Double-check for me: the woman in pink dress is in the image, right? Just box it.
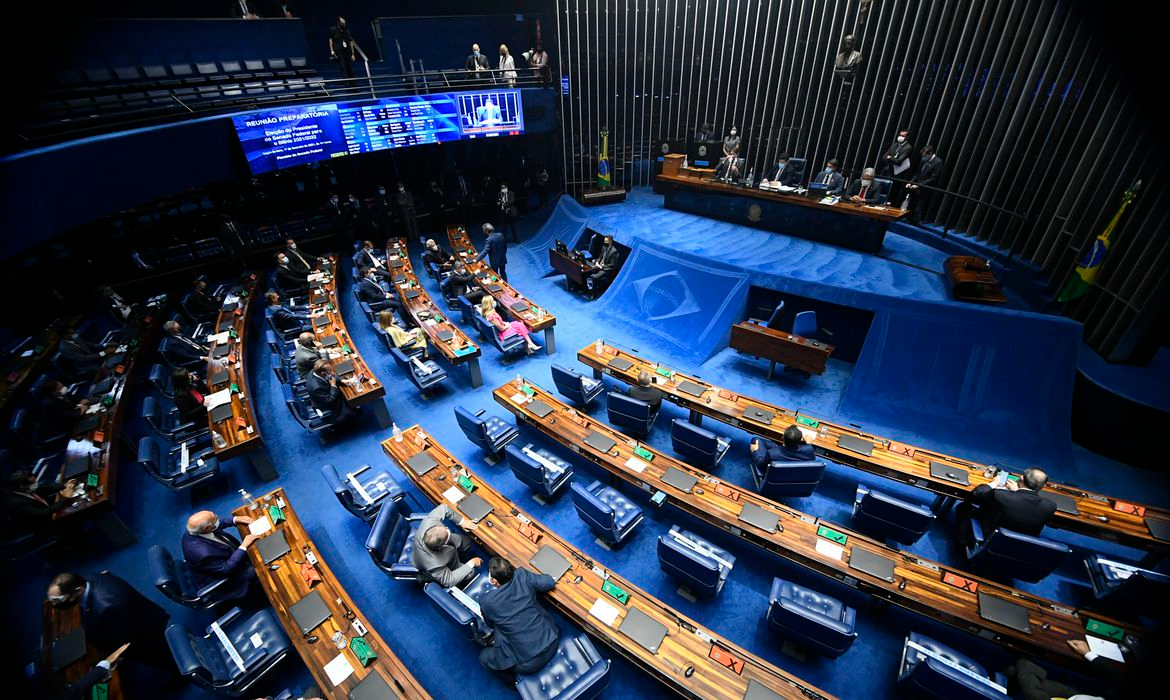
[480,296,541,353]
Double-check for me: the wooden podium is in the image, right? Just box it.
[662,153,685,177]
[944,256,1007,303]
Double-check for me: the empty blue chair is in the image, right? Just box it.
[264,329,289,357]
[606,391,659,436]
[505,443,574,500]
[792,310,817,338]
[896,632,1010,700]
[149,363,174,399]
[1083,554,1170,618]
[456,295,476,325]
[670,418,730,469]
[766,577,857,658]
[750,459,825,498]
[454,406,518,460]
[657,525,735,597]
[165,607,292,696]
[358,301,377,323]
[851,484,936,545]
[516,633,611,700]
[281,384,334,438]
[965,522,1070,583]
[143,396,210,443]
[7,408,68,459]
[320,462,404,522]
[365,499,427,580]
[391,346,448,395]
[137,436,219,491]
[423,574,496,644]
[570,480,644,546]
[149,544,229,609]
[551,364,604,406]
[749,301,785,329]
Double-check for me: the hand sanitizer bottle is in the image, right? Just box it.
[392,423,402,442]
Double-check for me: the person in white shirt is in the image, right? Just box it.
[499,44,517,87]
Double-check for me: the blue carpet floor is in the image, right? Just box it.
[8,189,1169,699]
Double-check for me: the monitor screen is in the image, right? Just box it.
[232,89,525,175]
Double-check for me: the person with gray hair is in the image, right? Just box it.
[160,319,209,370]
[411,503,481,586]
[294,331,326,380]
[626,369,664,412]
[847,166,881,204]
[180,509,261,602]
[475,222,510,281]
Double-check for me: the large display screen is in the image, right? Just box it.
[232,89,524,175]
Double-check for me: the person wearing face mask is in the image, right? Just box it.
[37,379,89,437]
[55,325,107,375]
[880,130,913,205]
[412,503,481,586]
[283,238,315,274]
[5,469,80,532]
[326,192,343,219]
[181,510,262,604]
[499,44,517,87]
[716,126,743,181]
[771,153,800,187]
[306,359,359,425]
[811,158,845,195]
[905,145,944,223]
[475,223,509,281]
[328,16,357,80]
[266,291,311,335]
[423,238,454,273]
[395,182,420,240]
[161,320,210,371]
[370,184,393,236]
[275,251,308,294]
[466,42,490,81]
[357,266,400,311]
[847,167,882,204]
[353,240,391,280]
[587,234,620,298]
[497,182,519,241]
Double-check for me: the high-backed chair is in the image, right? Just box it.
[165,607,291,696]
[422,574,496,644]
[606,392,659,436]
[453,406,518,460]
[7,408,68,459]
[391,346,448,395]
[670,419,730,469]
[365,500,427,580]
[551,364,604,406]
[748,301,785,329]
[504,443,574,500]
[874,177,893,205]
[965,521,1070,583]
[570,480,644,546]
[456,295,476,326]
[281,384,334,438]
[320,462,404,522]
[149,363,174,399]
[149,544,229,609]
[143,396,210,443]
[766,577,857,658]
[137,436,219,491]
[657,525,735,597]
[851,485,936,545]
[473,312,527,357]
[750,459,825,498]
[515,633,611,700]
[1083,554,1170,618]
[896,632,1010,700]
[792,310,817,338]
[358,301,377,324]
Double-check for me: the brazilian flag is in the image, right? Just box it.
[1057,181,1140,302]
[597,130,611,187]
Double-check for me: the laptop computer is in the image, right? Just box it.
[406,451,439,476]
[848,548,896,582]
[529,545,572,582]
[392,275,407,285]
[486,284,504,294]
[290,589,332,636]
[620,607,668,654]
[348,672,394,700]
[977,592,1031,633]
[62,455,93,480]
[527,400,554,419]
[334,359,356,377]
[1144,516,1170,542]
[677,380,706,398]
[742,407,774,424]
[74,414,100,434]
[217,317,234,333]
[1041,491,1079,516]
[662,467,698,494]
[320,335,340,348]
[52,627,87,671]
[607,357,634,372]
[742,679,785,700]
[458,493,493,522]
[313,316,330,328]
[738,503,779,533]
[929,461,969,486]
[210,403,233,423]
[837,434,874,457]
[584,431,617,454]
[210,344,231,359]
[404,290,420,300]
[389,258,405,269]
[209,367,230,387]
[436,329,455,342]
[256,530,292,564]
[510,302,531,313]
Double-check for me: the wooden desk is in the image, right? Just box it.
[495,380,1146,669]
[42,600,124,699]
[729,321,834,378]
[548,247,594,293]
[383,427,835,700]
[945,256,1007,304]
[306,256,392,428]
[233,488,431,699]
[656,173,905,254]
[446,225,558,354]
[385,238,483,388]
[577,341,1170,552]
[0,326,65,416]
[205,274,276,481]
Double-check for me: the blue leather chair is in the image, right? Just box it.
[551,364,604,406]
[750,459,825,498]
[143,396,210,443]
[358,301,377,324]
[657,525,735,597]
[181,291,218,323]
[165,607,292,696]
[966,521,1070,583]
[1083,554,1170,617]
[516,632,611,700]
[874,177,893,205]
[896,632,1010,700]
[473,312,527,357]
[137,436,219,491]
[792,310,817,338]
[570,480,644,546]
[264,307,307,341]
[749,301,785,329]
[606,391,659,436]
[766,577,857,658]
[670,418,730,469]
[505,443,574,499]
[454,406,519,459]
[7,408,69,459]
[281,384,335,437]
[851,484,936,545]
[320,462,404,522]
[391,346,448,395]
[149,363,174,399]
[365,499,427,580]
[264,329,290,357]
[457,295,477,326]
[423,574,496,643]
[149,544,228,609]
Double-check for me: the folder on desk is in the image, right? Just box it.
[510,302,531,313]
[404,290,420,300]
[321,335,340,348]
[662,467,698,494]
[389,258,405,269]
[290,588,332,635]
[607,357,634,372]
[848,547,896,582]
[51,627,87,671]
[619,607,668,655]
[677,380,706,398]
[210,344,230,359]
[530,545,572,582]
[527,400,554,419]
[837,434,874,456]
[977,592,1031,633]
[256,530,291,564]
[738,502,779,533]
[334,360,356,377]
[929,461,969,486]
[406,451,439,476]
[458,493,493,522]
[392,275,407,285]
[210,403,233,423]
[313,316,330,328]
[347,672,393,700]
[436,329,455,342]
[584,431,616,454]
[742,407,774,424]
[742,679,785,700]
[1042,491,1079,515]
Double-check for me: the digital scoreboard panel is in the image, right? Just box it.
[233,89,524,175]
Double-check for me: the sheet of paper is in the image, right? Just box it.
[510,392,528,404]
[248,517,272,536]
[249,632,263,648]
[815,538,844,561]
[204,388,232,409]
[179,442,189,474]
[443,486,467,505]
[207,331,230,345]
[1086,635,1125,663]
[624,457,649,474]
[798,427,817,444]
[20,349,33,358]
[223,293,240,306]
[85,403,102,414]
[324,653,355,686]
[589,598,620,627]
[307,272,325,282]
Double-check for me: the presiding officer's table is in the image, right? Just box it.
[446,225,558,354]
[384,427,835,700]
[495,379,1146,670]
[578,341,1170,553]
[729,321,834,377]
[42,600,123,699]
[385,238,484,387]
[656,173,905,254]
[234,488,431,699]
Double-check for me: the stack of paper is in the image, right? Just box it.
[204,389,233,410]
[207,331,230,345]
[589,598,620,627]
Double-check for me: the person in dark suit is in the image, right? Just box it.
[879,129,913,177]
[161,321,209,371]
[497,183,519,242]
[423,239,454,273]
[37,380,89,438]
[266,291,310,335]
[171,369,206,425]
[56,329,106,375]
[284,238,316,275]
[475,224,509,281]
[810,159,846,195]
[47,571,175,672]
[465,43,490,78]
[441,263,484,303]
[353,240,393,281]
[54,643,129,700]
[588,235,620,297]
[294,332,326,380]
[905,145,944,223]
[305,360,357,425]
[693,121,715,142]
[357,267,399,312]
[627,371,663,412]
[963,468,1057,541]
[275,252,308,293]
[396,183,420,240]
[770,153,800,187]
[185,280,221,319]
[181,510,261,603]
[846,167,881,204]
[750,425,815,469]
[478,557,559,677]
[5,470,79,533]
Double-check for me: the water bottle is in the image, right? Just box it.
[392,423,403,443]
[595,338,603,354]
[212,430,227,449]
[515,373,524,389]
[238,488,255,513]
[745,168,755,188]
[900,194,910,211]
[682,155,688,169]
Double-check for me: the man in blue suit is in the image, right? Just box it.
[356,267,400,313]
[478,557,559,677]
[306,359,358,425]
[750,425,815,468]
[811,158,845,195]
[475,223,509,282]
[181,509,262,603]
[266,291,310,335]
[160,320,208,371]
